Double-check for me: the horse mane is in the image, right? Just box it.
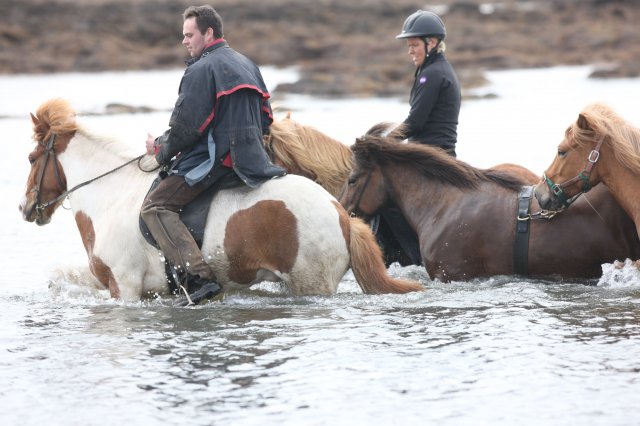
[353,123,526,191]
[571,102,640,173]
[31,98,158,169]
[269,116,352,197]
[31,98,79,144]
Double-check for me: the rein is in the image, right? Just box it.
[542,134,605,208]
[33,133,153,217]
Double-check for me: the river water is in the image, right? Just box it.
[1,66,640,425]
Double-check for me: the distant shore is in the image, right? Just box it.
[2,0,639,98]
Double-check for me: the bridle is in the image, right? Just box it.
[30,133,151,221]
[541,134,605,208]
[344,168,373,218]
[31,134,66,219]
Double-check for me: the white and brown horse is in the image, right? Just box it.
[19,99,423,301]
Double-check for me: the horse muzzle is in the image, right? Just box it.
[533,183,565,211]
[19,197,51,226]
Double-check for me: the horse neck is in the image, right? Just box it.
[58,131,155,221]
[381,163,457,226]
[381,161,515,230]
[598,151,640,234]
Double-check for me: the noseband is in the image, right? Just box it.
[542,134,605,208]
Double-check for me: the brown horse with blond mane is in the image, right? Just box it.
[535,103,640,235]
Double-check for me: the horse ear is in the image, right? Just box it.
[30,112,40,126]
[576,113,591,131]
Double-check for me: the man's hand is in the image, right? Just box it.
[145,133,156,155]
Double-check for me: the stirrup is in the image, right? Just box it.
[173,281,223,307]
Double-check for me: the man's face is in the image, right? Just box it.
[182,17,212,58]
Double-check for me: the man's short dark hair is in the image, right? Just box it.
[183,5,224,39]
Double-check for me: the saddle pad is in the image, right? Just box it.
[139,168,243,250]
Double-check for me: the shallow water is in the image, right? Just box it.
[2,67,640,425]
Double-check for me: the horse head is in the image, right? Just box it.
[19,98,77,225]
[340,123,400,219]
[534,102,640,210]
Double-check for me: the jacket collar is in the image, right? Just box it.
[186,38,228,66]
[415,51,443,76]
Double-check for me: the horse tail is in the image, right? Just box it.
[348,216,424,294]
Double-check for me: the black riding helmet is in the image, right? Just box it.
[396,10,446,40]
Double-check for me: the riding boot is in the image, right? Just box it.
[141,207,222,305]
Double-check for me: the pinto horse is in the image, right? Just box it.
[535,103,640,241]
[339,123,640,282]
[19,99,423,300]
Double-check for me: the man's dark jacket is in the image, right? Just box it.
[155,39,286,187]
[403,52,461,154]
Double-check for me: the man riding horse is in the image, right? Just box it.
[142,5,286,306]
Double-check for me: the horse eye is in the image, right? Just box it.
[28,155,35,165]
[348,176,357,186]
[558,150,567,158]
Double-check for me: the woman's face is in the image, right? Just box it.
[406,37,436,67]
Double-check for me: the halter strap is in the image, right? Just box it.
[543,134,605,208]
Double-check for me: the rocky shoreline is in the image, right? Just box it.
[2,0,639,98]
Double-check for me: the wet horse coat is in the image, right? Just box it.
[20,99,423,300]
[341,125,640,281]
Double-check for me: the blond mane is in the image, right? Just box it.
[31,98,158,170]
[269,116,352,197]
[32,98,79,144]
[572,103,640,173]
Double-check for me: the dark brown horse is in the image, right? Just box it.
[267,116,543,266]
[340,124,640,282]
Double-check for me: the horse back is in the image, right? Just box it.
[201,175,351,291]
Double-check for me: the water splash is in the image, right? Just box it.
[598,259,640,288]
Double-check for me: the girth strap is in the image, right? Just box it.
[514,185,534,276]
